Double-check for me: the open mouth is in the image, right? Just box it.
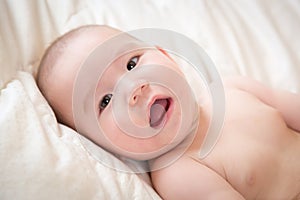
[149,98,172,128]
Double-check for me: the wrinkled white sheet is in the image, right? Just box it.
[0,0,299,199]
[0,72,158,199]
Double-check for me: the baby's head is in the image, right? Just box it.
[37,25,198,160]
[37,25,121,127]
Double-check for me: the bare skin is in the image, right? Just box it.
[37,25,300,200]
[152,77,300,200]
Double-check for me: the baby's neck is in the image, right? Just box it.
[188,104,212,153]
[148,104,211,170]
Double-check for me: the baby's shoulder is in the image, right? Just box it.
[222,76,251,89]
[151,155,243,199]
[151,156,211,198]
[222,76,268,92]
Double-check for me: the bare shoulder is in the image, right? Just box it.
[222,76,275,104]
[222,76,276,98]
[222,76,300,132]
[151,155,245,200]
[222,76,263,89]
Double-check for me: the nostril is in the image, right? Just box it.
[129,95,138,106]
[141,83,149,90]
[132,95,139,104]
[130,82,148,105]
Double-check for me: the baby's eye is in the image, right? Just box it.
[127,56,139,71]
[99,94,112,112]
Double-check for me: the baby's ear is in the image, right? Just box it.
[156,46,175,63]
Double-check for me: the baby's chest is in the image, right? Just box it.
[223,89,290,149]
[202,90,293,197]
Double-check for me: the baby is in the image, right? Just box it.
[37,25,300,200]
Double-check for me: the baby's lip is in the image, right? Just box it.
[148,96,172,128]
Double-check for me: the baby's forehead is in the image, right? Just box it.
[75,32,148,63]
[59,28,114,65]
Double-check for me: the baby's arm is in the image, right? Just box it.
[151,156,245,200]
[225,76,300,132]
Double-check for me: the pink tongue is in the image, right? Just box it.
[150,99,167,127]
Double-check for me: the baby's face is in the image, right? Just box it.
[94,47,184,159]
[52,27,196,160]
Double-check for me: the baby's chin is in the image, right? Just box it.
[119,106,199,161]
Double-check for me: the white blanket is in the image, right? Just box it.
[0,0,299,199]
[0,72,158,199]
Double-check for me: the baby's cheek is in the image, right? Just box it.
[99,112,119,139]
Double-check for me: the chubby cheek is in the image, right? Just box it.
[98,108,180,155]
[98,110,121,141]
[161,103,182,143]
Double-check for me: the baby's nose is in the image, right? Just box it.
[129,83,149,106]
